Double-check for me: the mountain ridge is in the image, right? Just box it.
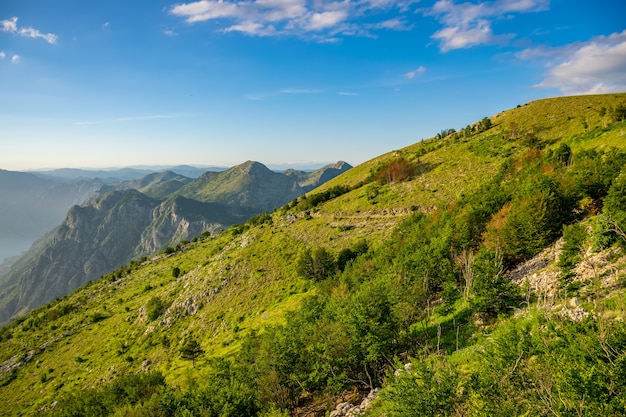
[0,93,625,416]
[0,160,351,325]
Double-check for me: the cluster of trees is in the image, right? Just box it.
[436,117,493,142]
[49,144,626,416]
[296,239,368,281]
[291,185,353,211]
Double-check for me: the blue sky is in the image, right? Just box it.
[0,0,625,171]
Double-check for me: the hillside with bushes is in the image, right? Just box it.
[1,93,626,416]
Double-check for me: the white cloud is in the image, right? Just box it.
[170,0,420,40]
[1,17,17,32]
[0,16,58,44]
[524,31,626,95]
[224,21,278,36]
[163,29,178,36]
[11,54,20,64]
[102,22,110,29]
[404,66,426,79]
[0,51,5,59]
[369,18,412,31]
[338,91,358,96]
[307,10,348,31]
[425,0,548,52]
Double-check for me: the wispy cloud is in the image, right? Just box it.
[0,51,5,60]
[170,0,420,40]
[102,22,110,30]
[75,114,181,126]
[245,87,324,100]
[519,30,626,95]
[0,16,58,44]
[404,66,426,79]
[163,28,178,36]
[11,54,20,64]
[424,0,549,52]
[338,91,358,96]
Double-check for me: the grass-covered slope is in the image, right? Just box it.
[1,93,625,417]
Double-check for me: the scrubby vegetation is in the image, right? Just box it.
[2,93,626,416]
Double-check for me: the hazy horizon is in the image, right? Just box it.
[4,159,348,173]
[1,1,625,172]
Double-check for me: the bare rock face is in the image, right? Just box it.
[329,388,381,417]
[509,238,562,297]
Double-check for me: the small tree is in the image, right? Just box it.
[471,246,520,319]
[146,296,165,322]
[478,116,492,132]
[180,336,204,368]
[297,247,336,281]
[604,172,626,244]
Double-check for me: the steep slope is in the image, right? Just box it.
[0,93,625,417]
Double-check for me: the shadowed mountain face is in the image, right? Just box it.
[0,161,351,325]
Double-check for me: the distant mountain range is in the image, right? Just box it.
[31,165,216,183]
[0,160,351,325]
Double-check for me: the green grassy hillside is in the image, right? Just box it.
[1,93,625,416]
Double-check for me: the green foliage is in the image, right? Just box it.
[591,212,617,251]
[550,142,572,166]
[478,116,492,132]
[296,185,352,211]
[172,266,181,278]
[180,336,204,367]
[604,171,626,244]
[248,212,273,226]
[296,247,336,282]
[375,314,626,417]
[377,360,460,417]
[571,148,626,201]
[495,167,579,266]
[88,311,109,323]
[558,223,587,274]
[471,247,521,319]
[51,371,167,416]
[4,93,626,416]
[336,239,368,272]
[146,296,166,322]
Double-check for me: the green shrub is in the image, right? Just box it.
[146,296,165,322]
[558,223,587,274]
